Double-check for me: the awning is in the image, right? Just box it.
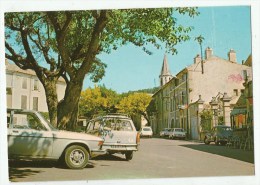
[230,108,247,116]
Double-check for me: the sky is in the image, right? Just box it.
[83,6,252,93]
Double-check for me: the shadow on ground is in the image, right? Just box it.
[180,144,254,164]
[9,168,42,182]
[9,159,94,168]
[93,154,126,161]
[8,159,94,181]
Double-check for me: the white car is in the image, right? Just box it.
[168,128,186,140]
[85,114,140,160]
[139,127,153,138]
[159,128,171,137]
[7,109,105,169]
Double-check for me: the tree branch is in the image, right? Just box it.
[78,10,108,78]
[47,11,75,77]
[28,29,56,71]
[5,41,30,69]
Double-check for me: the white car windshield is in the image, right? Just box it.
[104,118,133,131]
[86,117,133,133]
[143,128,151,131]
[175,129,184,132]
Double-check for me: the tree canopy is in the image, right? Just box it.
[5,8,199,129]
[79,85,119,118]
[117,93,152,123]
[79,86,152,123]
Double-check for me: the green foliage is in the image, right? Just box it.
[122,87,160,96]
[218,116,224,125]
[199,110,212,132]
[79,85,119,118]
[5,8,199,76]
[146,98,157,116]
[117,93,152,118]
[5,8,199,128]
[195,35,204,45]
[79,86,152,121]
[40,112,50,120]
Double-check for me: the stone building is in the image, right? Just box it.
[230,54,253,129]
[5,60,66,112]
[150,48,252,140]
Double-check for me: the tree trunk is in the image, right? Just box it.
[57,78,83,130]
[142,112,150,126]
[43,80,59,128]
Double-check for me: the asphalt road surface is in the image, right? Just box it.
[9,138,254,182]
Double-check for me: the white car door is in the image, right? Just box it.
[8,111,53,158]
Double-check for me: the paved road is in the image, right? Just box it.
[9,138,254,182]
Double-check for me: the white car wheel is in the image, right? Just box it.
[64,145,89,169]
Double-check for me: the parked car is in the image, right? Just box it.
[168,128,186,140]
[139,126,153,138]
[7,109,105,169]
[204,125,233,145]
[85,114,140,160]
[159,128,171,137]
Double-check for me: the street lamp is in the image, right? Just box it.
[209,97,218,127]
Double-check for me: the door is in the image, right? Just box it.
[8,111,53,158]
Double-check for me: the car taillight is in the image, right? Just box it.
[98,140,104,146]
[136,132,140,144]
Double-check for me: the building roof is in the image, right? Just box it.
[153,48,252,99]
[5,60,66,83]
[243,54,252,67]
[186,55,244,72]
[5,60,36,76]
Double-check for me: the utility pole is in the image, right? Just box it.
[195,35,205,74]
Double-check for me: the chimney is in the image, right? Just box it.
[228,49,236,63]
[205,47,213,59]
[194,54,201,64]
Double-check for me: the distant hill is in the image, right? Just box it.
[121,87,160,97]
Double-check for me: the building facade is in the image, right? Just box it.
[151,48,252,140]
[230,55,253,129]
[6,61,66,112]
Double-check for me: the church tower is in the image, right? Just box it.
[159,54,173,86]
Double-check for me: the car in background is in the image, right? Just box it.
[139,126,153,138]
[168,128,186,140]
[204,125,233,145]
[85,114,140,160]
[159,128,171,137]
[7,109,105,169]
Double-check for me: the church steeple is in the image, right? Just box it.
[159,54,173,86]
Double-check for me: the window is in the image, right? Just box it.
[6,87,12,95]
[242,70,248,80]
[22,77,27,89]
[33,79,39,91]
[233,89,238,96]
[182,74,187,81]
[241,89,245,95]
[143,127,151,131]
[165,100,168,111]
[175,79,179,86]
[7,94,12,108]
[33,97,38,111]
[21,95,27,109]
[12,112,47,130]
[170,99,173,112]
[181,91,185,105]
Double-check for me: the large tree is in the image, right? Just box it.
[5,8,199,130]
